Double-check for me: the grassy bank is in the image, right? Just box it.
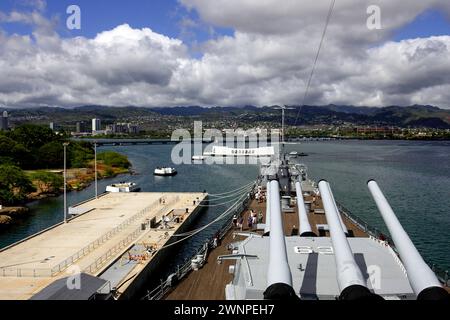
[0,125,132,225]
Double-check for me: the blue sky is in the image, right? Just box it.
[0,0,448,43]
[393,9,450,41]
[0,0,234,43]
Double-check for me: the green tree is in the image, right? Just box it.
[30,171,64,194]
[7,124,60,151]
[97,152,131,169]
[69,142,94,168]
[0,164,35,205]
[37,142,64,169]
[0,135,33,168]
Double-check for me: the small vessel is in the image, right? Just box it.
[289,151,299,157]
[299,152,309,157]
[192,155,207,161]
[154,167,177,176]
[106,182,140,193]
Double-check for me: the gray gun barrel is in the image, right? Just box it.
[267,180,292,287]
[264,181,271,235]
[318,181,366,290]
[295,181,315,236]
[319,180,382,300]
[264,180,299,300]
[328,185,348,235]
[368,180,449,300]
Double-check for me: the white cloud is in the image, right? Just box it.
[0,1,450,109]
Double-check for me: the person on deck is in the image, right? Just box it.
[238,217,244,231]
[232,215,238,228]
[258,212,263,224]
[247,215,253,231]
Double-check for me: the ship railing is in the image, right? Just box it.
[0,196,180,279]
[84,226,143,275]
[337,202,449,287]
[145,242,211,300]
[0,267,53,278]
[144,188,253,300]
[83,196,181,275]
[50,196,179,276]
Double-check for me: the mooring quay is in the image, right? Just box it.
[0,192,208,300]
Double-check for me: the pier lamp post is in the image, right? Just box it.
[63,142,70,223]
[94,141,98,199]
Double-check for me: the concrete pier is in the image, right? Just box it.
[0,192,207,300]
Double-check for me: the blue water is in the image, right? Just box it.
[285,140,450,271]
[0,140,449,275]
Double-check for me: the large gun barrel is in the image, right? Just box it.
[264,181,271,235]
[295,181,315,237]
[319,180,382,300]
[264,180,298,300]
[368,180,449,300]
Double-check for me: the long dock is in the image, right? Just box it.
[0,192,207,300]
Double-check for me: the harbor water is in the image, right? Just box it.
[0,140,449,277]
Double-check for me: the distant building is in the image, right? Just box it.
[105,124,117,134]
[105,122,140,135]
[1,111,9,131]
[116,123,129,134]
[92,118,101,133]
[128,124,140,135]
[355,126,398,135]
[92,130,107,136]
[76,121,87,133]
[49,122,55,131]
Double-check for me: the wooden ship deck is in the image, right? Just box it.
[165,192,369,300]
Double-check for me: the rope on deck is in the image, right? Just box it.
[158,191,249,246]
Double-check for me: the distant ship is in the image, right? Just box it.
[146,107,449,301]
[154,167,177,176]
[106,182,140,193]
[192,155,207,161]
[290,151,308,157]
[204,146,275,157]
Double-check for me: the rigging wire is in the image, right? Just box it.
[294,0,336,127]
[159,191,248,244]
[208,181,256,197]
[199,191,252,207]
[206,184,255,201]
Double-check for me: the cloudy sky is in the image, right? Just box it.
[0,0,449,109]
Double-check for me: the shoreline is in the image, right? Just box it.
[0,166,132,226]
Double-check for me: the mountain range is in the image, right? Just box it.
[3,104,450,129]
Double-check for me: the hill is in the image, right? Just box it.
[2,104,450,129]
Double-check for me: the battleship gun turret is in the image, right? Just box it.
[368,180,449,301]
[264,180,298,300]
[319,180,383,300]
[295,180,316,237]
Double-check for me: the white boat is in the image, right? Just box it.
[154,167,177,176]
[289,151,299,157]
[192,155,207,161]
[106,182,140,193]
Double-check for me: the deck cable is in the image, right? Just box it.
[159,192,249,243]
[170,193,247,237]
[207,184,255,201]
[199,190,253,207]
[208,181,256,197]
